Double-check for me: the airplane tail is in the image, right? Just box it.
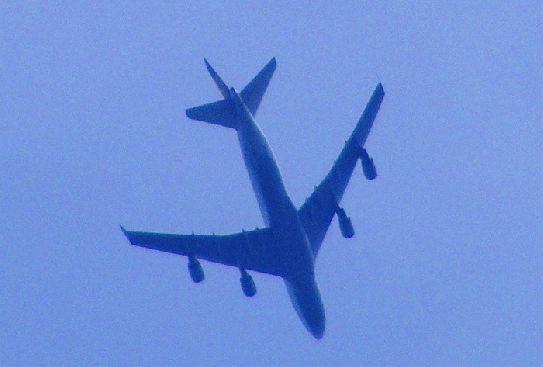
[185,58,277,129]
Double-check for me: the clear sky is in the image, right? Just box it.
[1,1,541,365]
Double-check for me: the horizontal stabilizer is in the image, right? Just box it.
[185,99,237,129]
[204,58,230,99]
[185,58,276,129]
[240,57,276,116]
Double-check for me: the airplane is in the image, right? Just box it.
[121,58,385,339]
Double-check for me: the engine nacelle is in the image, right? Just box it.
[359,148,377,180]
[188,254,204,283]
[240,268,257,297]
[336,206,355,238]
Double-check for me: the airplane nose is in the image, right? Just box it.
[310,316,325,339]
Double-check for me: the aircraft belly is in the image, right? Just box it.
[231,93,323,336]
[235,107,315,273]
[236,116,289,227]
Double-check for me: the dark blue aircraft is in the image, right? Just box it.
[122,58,385,339]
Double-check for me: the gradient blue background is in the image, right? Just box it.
[1,1,541,365]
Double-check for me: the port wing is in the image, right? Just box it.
[121,226,283,277]
[298,83,385,258]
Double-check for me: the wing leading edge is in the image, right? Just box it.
[121,226,284,277]
[298,83,385,257]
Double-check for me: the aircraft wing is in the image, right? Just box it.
[121,226,284,277]
[298,83,384,258]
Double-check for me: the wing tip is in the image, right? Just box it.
[376,82,384,96]
[120,225,130,241]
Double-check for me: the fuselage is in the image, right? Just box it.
[229,88,325,339]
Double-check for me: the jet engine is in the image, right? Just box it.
[336,206,355,238]
[240,268,257,297]
[188,254,204,283]
[359,148,377,180]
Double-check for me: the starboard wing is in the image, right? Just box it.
[121,226,283,277]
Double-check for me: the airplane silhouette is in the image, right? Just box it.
[121,58,384,339]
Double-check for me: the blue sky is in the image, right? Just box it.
[1,1,541,365]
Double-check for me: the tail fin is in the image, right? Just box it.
[185,58,276,129]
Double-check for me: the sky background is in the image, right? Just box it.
[1,1,541,365]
